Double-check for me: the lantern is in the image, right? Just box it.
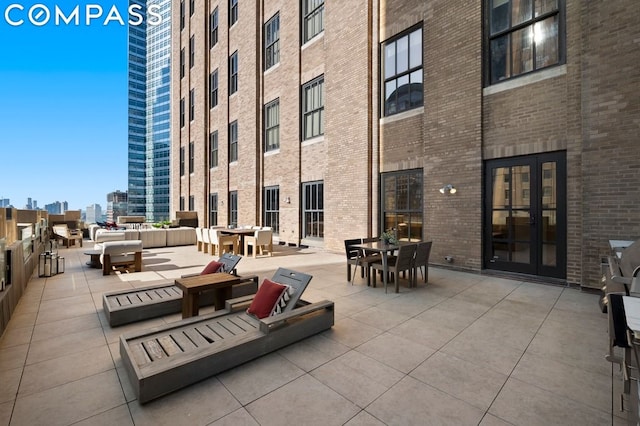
[39,252,58,277]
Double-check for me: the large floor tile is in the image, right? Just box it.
[489,377,610,426]
[349,306,412,331]
[208,408,260,426]
[73,404,134,426]
[217,353,305,405]
[0,326,33,349]
[11,370,125,426]
[366,375,485,425]
[511,352,611,412]
[277,333,350,372]
[411,351,508,410]
[355,332,435,374]
[0,344,29,372]
[0,367,21,404]
[344,410,386,425]
[19,345,114,397]
[128,376,240,426]
[0,400,13,426]
[25,327,106,365]
[246,374,360,426]
[325,317,383,348]
[414,298,490,332]
[311,350,404,408]
[388,318,460,350]
[30,313,101,342]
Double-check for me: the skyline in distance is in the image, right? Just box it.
[0,1,132,211]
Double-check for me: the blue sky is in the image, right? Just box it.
[0,1,132,211]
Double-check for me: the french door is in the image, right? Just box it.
[484,152,566,278]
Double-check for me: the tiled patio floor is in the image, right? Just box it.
[0,242,620,425]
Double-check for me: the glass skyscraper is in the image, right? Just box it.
[127,0,171,222]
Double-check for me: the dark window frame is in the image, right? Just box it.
[381,24,423,117]
[380,169,424,242]
[229,0,238,26]
[179,196,185,211]
[264,98,280,152]
[229,191,238,228]
[189,195,195,211]
[229,120,238,162]
[189,0,194,16]
[209,131,219,168]
[180,0,185,30]
[180,48,185,79]
[209,193,218,226]
[210,69,218,108]
[263,186,280,234]
[229,51,238,95]
[484,0,565,86]
[264,13,280,70]
[179,98,185,127]
[188,141,194,174]
[189,35,195,68]
[179,146,185,176]
[302,180,324,239]
[301,76,324,140]
[189,88,195,121]
[210,7,219,48]
[302,0,324,43]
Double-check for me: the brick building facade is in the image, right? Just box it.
[171,0,639,288]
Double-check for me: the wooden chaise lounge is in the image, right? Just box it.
[103,253,249,327]
[120,268,334,403]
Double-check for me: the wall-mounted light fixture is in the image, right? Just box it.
[285,197,291,204]
[439,184,457,194]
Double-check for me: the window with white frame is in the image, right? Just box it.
[382,25,423,116]
[265,13,280,70]
[302,76,324,140]
[302,0,324,43]
[264,99,279,152]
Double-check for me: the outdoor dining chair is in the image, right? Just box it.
[370,243,417,293]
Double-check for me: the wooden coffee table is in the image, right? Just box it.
[175,273,242,318]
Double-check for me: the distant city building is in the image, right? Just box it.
[32,200,37,210]
[62,201,68,213]
[0,198,10,208]
[85,204,103,224]
[127,0,172,223]
[106,190,128,223]
[44,201,64,214]
[25,198,33,210]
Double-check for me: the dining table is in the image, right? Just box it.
[351,241,400,293]
[220,227,257,255]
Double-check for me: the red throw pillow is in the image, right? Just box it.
[200,260,223,275]
[247,278,287,319]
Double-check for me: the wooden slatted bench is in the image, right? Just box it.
[120,296,334,403]
[120,268,334,403]
[103,275,258,327]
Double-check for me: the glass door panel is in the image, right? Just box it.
[484,152,566,278]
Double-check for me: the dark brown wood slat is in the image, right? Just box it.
[183,328,209,347]
[157,335,182,356]
[170,331,198,352]
[143,339,166,360]
[129,342,152,366]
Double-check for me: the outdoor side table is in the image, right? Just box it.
[175,273,242,318]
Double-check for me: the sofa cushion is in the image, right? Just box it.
[138,229,167,248]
